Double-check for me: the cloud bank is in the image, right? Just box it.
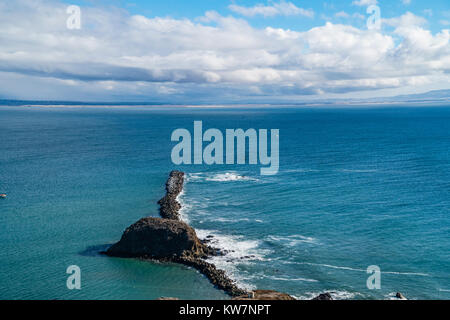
[0,0,449,102]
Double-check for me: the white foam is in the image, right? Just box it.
[206,172,257,182]
[286,262,430,277]
[386,292,408,300]
[186,172,258,183]
[196,229,271,290]
[266,234,318,246]
[294,290,360,300]
[209,217,264,224]
[176,189,190,224]
[265,276,318,283]
[185,173,204,182]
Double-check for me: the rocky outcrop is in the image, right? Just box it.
[106,170,248,297]
[312,293,333,300]
[233,290,296,300]
[395,292,407,300]
[106,217,208,259]
[157,170,184,220]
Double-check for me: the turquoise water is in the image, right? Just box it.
[0,105,449,300]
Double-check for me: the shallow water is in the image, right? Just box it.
[0,105,449,299]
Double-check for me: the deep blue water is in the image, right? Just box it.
[0,105,449,300]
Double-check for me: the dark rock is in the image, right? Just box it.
[177,256,248,297]
[233,290,296,300]
[395,292,407,300]
[106,217,207,259]
[312,292,333,300]
[158,170,184,220]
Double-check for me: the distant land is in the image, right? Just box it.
[0,89,449,107]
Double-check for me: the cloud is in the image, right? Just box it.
[352,0,378,6]
[0,0,448,102]
[383,11,428,30]
[402,0,411,5]
[335,11,350,18]
[228,1,314,18]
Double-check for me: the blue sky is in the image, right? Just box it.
[0,0,449,102]
[65,0,449,33]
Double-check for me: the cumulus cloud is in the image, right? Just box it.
[228,1,314,18]
[0,0,448,101]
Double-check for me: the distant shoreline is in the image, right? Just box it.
[1,100,450,109]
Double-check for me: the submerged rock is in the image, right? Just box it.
[312,293,333,300]
[106,217,207,259]
[233,290,296,300]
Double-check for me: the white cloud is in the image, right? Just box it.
[335,11,350,18]
[402,0,411,5]
[352,0,378,6]
[383,11,427,29]
[228,1,314,18]
[0,1,448,101]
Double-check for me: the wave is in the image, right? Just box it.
[196,229,271,290]
[208,217,264,224]
[206,172,258,182]
[294,290,361,300]
[187,172,258,182]
[264,276,318,283]
[266,234,318,246]
[286,262,430,277]
[176,189,191,223]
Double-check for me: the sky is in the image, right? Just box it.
[0,0,449,103]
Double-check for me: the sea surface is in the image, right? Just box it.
[0,105,449,300]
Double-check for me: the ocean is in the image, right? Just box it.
[0,105,449,300]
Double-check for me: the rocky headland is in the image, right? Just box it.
[106,170,334,300]
[106,170,248,297]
